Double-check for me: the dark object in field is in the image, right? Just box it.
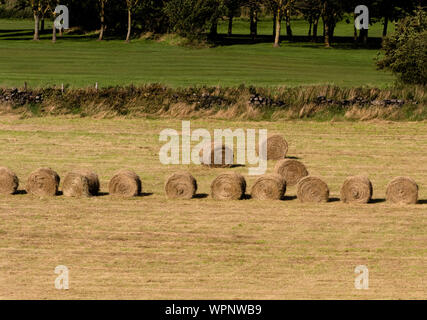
[165,171,197,200]
[63,169,100,197]
[109,169,142,197]
[386,176,418,205]
[0,88,43,106]
[0,166,19,195]
[340,176,373,204]
[274,159,308,186]
[211,172,246,200]
[297,176,329,203]
[251,174,286,200]
[26,168,60,197]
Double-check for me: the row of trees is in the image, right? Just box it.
[3,0,424,47]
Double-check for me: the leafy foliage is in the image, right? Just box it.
[163,0,223,39]
[377,9,427,85]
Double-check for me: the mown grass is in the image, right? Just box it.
[0,116,425,299]
[0,18,396,88]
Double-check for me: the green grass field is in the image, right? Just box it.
[0,18,396,88]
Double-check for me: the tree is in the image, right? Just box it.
[371,0,419,37]
[125,0,140,42]
[244,0,261,40]
[320,0,345,47]
[377,8,427,85]
[224,0,241,35]
[284,0,295,40]
[25,0,48,40]
[164,0,221,39]
[48,0,60,43]
[296,0,322,41]
[98,0,107,40]
[265,0,294,47]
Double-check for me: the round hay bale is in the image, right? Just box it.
[274,159,308,186]
[386,176,418,205]
[165,171,197,199]
[63,169,100,197]
[258,134,288,160]
[211,172,246,200]
[200,142,234,168]
[26,168,60,197]
[297,176,329,203]
[340,176,373,204]
[0,166,19,195]
[109,169,142,197]
[251,174,286,200]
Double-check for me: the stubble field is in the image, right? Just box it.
[0,116,425,299]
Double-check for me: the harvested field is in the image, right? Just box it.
[0,116,425,299]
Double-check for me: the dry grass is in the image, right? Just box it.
[1,84,425,121]
[0,116,425,300]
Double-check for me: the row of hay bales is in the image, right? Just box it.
[0,167,141,198]
[197,135,419,204]
[0,164,419,204]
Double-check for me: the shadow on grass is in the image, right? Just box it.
[194,193,209,199]
[328,197,340,203]
[140,192,154,197]
[231,164,245,168]
[211,34,383,49]
[0,29,32,33]
[283,195,297,201]
[0,31,100,41]
[95,192,153,197]
[14,190,27,195]
[0,29,383,49]
[370,198,386,204]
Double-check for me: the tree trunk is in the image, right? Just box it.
[312,17,318,42]
[322,18,326,38]
[285,9,292,40]
[273,11,277,39]
[52,18,57,43]
[126,9,132,42]
[59,28,63,37]
[382,16,389,37]
[273,9,281,47]
[33,13,40,40]
[324,21,330,47]
[98,1,105,41]
[228,16,233,36]
[360,28,368,45]
[308,17,312,37]
[329,23,335,44]
[250,7,257,40]
[210,20,218,38]
[41,17,45,32]
[254,11,258,38]
[353,13,358,42]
